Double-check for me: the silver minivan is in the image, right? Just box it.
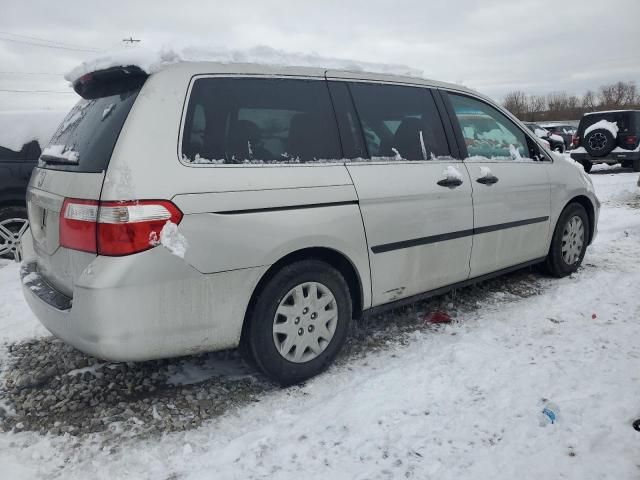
[21,61,599,384]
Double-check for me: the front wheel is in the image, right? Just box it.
[242,260,352,385]
[545,203,589,277]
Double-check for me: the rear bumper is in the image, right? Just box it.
[571,151,640,163]
[21,248,268,361]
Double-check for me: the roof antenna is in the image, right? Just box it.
[122,37,141,44]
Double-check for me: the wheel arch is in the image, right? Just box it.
[241,246,365,342]
[565,195,596,245]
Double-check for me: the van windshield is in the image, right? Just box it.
[41,87,141,173]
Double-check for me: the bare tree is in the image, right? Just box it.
[503,90,530,119]
[503,80,640,121]
[582,90,597,111]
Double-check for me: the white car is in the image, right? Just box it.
[21,61,600,385]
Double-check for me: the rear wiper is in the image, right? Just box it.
[40,156,80,165]
[40,145,79,165]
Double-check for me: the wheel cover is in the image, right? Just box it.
[561,215,585,265]
[587,132,608,152]
[0,218,29,262]
[272,281,338,363]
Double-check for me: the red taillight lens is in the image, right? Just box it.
[60,199,183,256]
[97,200,182,256]
[572,135,580,147]
[60,199,98,253]
[623,135,638,146]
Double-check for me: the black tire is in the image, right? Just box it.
[621,160,632,169]
[581,160,593,173]
[545,203,589,277]
[0,206,28,260]
[633,160,640,172]
[243,259,352,385]
[583,128,615,157]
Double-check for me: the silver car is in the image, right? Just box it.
[21,62,600,384]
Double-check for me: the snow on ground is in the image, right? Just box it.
[0,171,639,479]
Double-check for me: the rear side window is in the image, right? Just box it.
[348,83,450,160]
[448,93,529,160]
[42,88,141,173]
[181,78,342,164]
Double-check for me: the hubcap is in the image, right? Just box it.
[561,215,585,265]
[587,132,607,151]
[273,281,338,363]
[0,218,29,262]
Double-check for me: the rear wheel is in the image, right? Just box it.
[545,203,589,277]
[583,129,615,157]
[243,259,352,385]
[0,206,29,261]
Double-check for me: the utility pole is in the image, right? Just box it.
[122,37,141,44]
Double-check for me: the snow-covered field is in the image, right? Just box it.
[0,167,639,479]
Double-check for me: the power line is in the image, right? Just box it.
[0,36,100,53]
[0,30,101,51]
[0,89,75,94]
[0,71,64,76]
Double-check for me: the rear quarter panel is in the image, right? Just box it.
[102,65,373,309]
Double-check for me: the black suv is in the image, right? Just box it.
[0,140,43,260]
[570,110,640,173]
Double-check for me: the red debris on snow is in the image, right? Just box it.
[422,311,452,325]
[592,313,597,319]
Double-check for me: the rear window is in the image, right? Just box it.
[41,87,141,173]
[181,77,342,164]
[579,112,639,134]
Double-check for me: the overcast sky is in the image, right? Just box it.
[1,0,639,112]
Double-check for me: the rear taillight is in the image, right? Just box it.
[60,199,183,256]
[623,135,638,146]
[60,199,99,253]
[572,134,580,147]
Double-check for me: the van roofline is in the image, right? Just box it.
[157,60,480,97]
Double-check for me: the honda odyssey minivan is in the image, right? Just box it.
[21,61,599,384]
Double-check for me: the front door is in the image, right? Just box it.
[445,92,551,277]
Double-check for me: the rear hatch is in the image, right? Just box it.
[27,68,146,297]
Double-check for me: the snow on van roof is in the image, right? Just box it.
[0,110,66,152]
[64,45,425,85]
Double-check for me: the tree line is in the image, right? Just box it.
[503,81,640,122]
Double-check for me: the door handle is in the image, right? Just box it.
[476,175,499,185]
[437,178,463,188]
